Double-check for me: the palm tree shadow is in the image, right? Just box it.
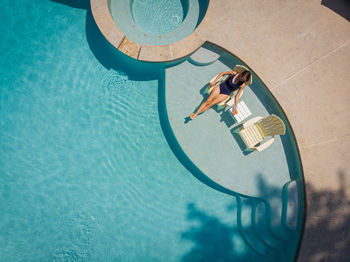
[181,202,254,262]
[182,172,350,262]
[321,0,350,21]
[299,170,350,262]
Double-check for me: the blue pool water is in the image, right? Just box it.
[109,0,209,45]
[0,0,303,261]
[131,0,187,34]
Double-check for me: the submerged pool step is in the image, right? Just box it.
[189,46,220,66]
[268,196,294,242]
[253,200,286,249]
[237,197,272,256]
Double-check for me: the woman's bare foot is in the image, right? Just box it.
[189,113,197,120]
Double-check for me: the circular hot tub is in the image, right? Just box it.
[108,0,209,45]
[131,0,189,35]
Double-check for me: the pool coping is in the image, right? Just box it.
[90,0,207,61]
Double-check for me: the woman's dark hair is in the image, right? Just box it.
[239,70,251,83]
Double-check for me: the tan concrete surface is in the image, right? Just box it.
[198,0,350,88]
[118,37,140,59]
[139,44,172,62]
[90,0,106,12]
[168,30,205,60]
[271,41,350,146]
[138,31,205,62]
[300,136,350,198]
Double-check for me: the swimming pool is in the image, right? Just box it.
[0,0,304,261]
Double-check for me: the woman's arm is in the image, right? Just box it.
[210,70,236,86]
[232,83,246,114]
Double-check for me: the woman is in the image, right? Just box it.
[189,69,251,120]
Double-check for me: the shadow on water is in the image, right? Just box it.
[51,0,164,81]
[182,171,350,262]
[196,0,210,27]
[51,0,89,9]
[180,173,300,262]
[321,0,350,21]
[180,0,189,21]
[181,202,249,262]
[84,9,164,80]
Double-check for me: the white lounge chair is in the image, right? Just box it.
[206,65,252,108]
[239,114,286,152]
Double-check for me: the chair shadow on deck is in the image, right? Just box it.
[181,201,251,262]
[219,109,236,129]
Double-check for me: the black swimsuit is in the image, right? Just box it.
[219,74,243,95]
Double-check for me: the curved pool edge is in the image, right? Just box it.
[91,0,306,259]
[90,0,209,61]
[213,41,307,262]
[219,44,307,262]
[161,45,306,261]
[158,61,305,262]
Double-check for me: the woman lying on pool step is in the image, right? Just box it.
[189,69,251,120]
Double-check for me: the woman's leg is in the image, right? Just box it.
[190,86,228,119]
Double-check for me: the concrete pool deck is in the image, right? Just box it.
[91,0,350,260]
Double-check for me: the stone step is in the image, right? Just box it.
[118,37,140,59]
[268,194,293,241]
[237,197,271,256]
[189,46,220,66]
[253,199,285,248]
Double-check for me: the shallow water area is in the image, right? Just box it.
[0,0,260,261]
[165,45,304,260]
